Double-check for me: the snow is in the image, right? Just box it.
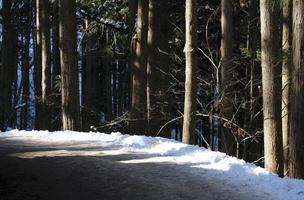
[1,130,304,200]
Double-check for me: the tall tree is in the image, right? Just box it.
[220,0,235,156]
[260,0,283,176]
[289,0,304,179]
[59,0,81,130]
[36,0,52,130]
[21,1,32,130]
[146,0,170,136]
[282,0,292,176]
[182,0,198,144]
[0,0,15,130]
[130,0,148,135]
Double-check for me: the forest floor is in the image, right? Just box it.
[0,131,303,200]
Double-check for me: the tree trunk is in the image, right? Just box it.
[21,1,31,130]
[289,0,304,179]
[220,0,235,156]
[282,0,292,177]
[0,0,14,130]
[127,0,137,133]
[52,0,61,88]
[260,0,283,176]
[52,0,61,130]
[36,0,52,130]
[130,0,148,135]
[146,0,170,136]
[59,0,81,131]
[182,0,198,144]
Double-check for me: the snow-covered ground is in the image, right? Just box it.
[1,130,304,200]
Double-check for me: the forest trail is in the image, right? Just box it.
[0,136,268,200]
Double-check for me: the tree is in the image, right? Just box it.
[182,0,198,144]
[130,0,149,135]
[0,0,15,130]
[282,0,292,176]
[289,0,304,179]
[220,0,235,156]
[35,0,52,130]
[59,0,81,130]
[21,1,32,130]
[146,0,170,136]
[260,0,283,176]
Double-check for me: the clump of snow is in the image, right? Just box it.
[1,130,304,200]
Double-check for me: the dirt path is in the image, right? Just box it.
[0,137,266,200]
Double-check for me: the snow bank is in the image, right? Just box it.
[1,130,304,200]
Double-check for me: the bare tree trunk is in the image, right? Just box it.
[81,18,89,131]
[130,0,148,135]
[146,0,170,136]
[260,0,283,176]
[220,0,235,156]
[36,0,52,130]
[182,0,198,144]
[282,0,292,177]
[289,0,304,179]
[21,1,31,130]
[59,0,81,131]
[52,0,61,88]
[52,0,61,130]
[127,0,137,133]
[35,0,42,129]
[0,0,14,130]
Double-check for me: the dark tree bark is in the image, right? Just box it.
[289,0,304,179]
[260,0,283,176]
[146,0,170,136]
[21,1,32,130]
[182,0,198,144]
[220,0,235,156]
[130,0,148,135]
[51,0,61,130]
[0,0,15,130]
[59,0,81,130]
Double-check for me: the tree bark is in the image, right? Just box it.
[36,0,52,130]
[130,0,148,135]
[182,0,198,144]
[282,0,292,177]
[260,0,283,176]
[220,0,235,156]
[21,1,31,130]
[146,0,170,136]
[289,0,304,179]
[59,0,81,130]
[0,0,14,130]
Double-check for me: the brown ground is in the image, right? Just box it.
[0,137,267,200]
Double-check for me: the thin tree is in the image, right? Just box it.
[260,0,283,176]
[21,1,32,130]
[282,0,292,176]
[59,0,81,130]
[130,0,148,135]
[182,0,198,144]
[220,0,235,156]
[289,0,304,179]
